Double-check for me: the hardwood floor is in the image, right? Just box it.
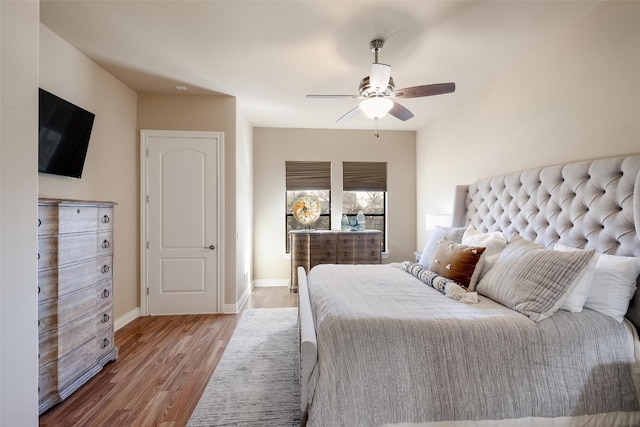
[39,286,297,427]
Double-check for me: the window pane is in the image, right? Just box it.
[342,191,386,252]
[286,190,330,214]
[285,190,331,253]
[342,191,384,214]
[287,216,331,233]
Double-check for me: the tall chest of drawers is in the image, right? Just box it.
[289,230,382,290]
[37,199,119,414]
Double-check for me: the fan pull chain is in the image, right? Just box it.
[374,118,380,138]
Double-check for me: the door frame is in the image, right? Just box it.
[139,129,225,316]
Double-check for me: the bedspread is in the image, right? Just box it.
[305,264,640,427]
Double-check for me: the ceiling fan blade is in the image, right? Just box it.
[388,101,414,121]
[306,94,361,99]
[392,82,455,99]
[336,106,360,123]
[369,63,391,92]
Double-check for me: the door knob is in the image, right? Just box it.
[205,245,216,250]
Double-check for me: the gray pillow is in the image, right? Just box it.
[476,235,596,322]
[418,226,465,268]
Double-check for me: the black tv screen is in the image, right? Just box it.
[38,88,95,178]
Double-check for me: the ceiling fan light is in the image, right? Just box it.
[359,97,393,119]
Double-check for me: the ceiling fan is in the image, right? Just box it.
[306,39,455,123]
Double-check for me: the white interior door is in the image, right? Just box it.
[141,130,223,315]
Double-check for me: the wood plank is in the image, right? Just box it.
[39,286,297,426]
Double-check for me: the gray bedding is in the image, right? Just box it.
[305,263,640,427]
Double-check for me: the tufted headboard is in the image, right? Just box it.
[452,155,640,328]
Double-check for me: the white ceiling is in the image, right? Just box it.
[40,0,603,131]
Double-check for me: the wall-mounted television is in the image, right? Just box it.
[38,88,95,178]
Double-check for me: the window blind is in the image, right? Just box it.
[343,162,387,192]
[285,161,331,190]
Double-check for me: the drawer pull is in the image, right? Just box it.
[102,265,110,274]
[38,218,42,227]
[37,253,40,260]
[102,239,111,249]
[343,251,348,257]
[101,338,110,349]
[102,289,110,298]
[326,252,331,257]
[102,214,110,224]
[38,286,40,294]
[77,209,81,214]
[102,313,110,323]
[38,319,40,327]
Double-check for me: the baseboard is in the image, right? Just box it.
[253,279,289,287]
[224,284,252,314]
[115,307,141,332]
[223,304,238,314]
[117,300,245,319]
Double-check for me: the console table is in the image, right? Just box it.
[289,230,382,291]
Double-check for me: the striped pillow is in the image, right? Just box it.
[476,235,596,322]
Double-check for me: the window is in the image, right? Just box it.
[285,161,331,253]
[342,162,387,252]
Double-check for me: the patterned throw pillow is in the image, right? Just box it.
[403,262,461,295]
[429,238,486,289]
[476,235,595,322]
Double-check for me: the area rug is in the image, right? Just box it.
[187,307,300,427]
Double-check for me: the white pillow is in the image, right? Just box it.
[554,243,640,322]
[553,243,596,312]
[419,226,465,268]
[461,225,507,290]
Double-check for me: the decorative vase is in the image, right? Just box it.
[356,211,365,231]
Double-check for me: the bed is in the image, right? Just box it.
[298,154,640,427]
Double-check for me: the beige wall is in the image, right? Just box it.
[236,104,254,303]
[253,128,416,283]
[137,94,243,309]
[416,1,640,250]
[1,1,40,424]
[39,25,139,319]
